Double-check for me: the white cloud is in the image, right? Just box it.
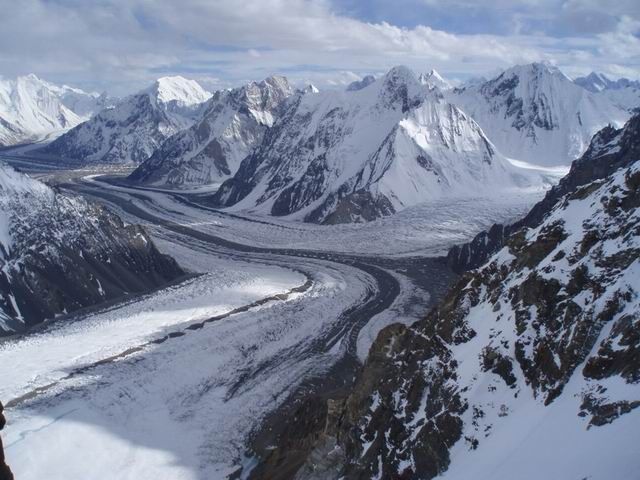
[0,0,638,95]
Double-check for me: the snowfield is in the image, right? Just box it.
[3,255,370,478]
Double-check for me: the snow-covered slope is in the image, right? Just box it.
[419,69,452,90]
[146,75,211,106]
[128,76,293,188]
[42,76,211,164]
[212,66,554,224]
[451,63,631,166]
[0,74,93,146]
[448,113,640,273]
[293,116,640,480]
[0,163,184,334]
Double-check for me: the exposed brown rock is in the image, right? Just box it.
[0,403,14,480]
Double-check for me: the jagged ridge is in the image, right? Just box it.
[128,75,293,187]
[211,66,551,224]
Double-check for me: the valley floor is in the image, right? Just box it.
[0,155,556,479]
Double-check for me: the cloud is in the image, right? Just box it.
[0,0,638,95]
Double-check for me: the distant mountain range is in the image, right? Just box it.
[210,66,554,224]
[574,71,640,92]
[41,76,211,164]
[2,64,639,224]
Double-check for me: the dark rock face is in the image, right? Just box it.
[347,75,376,92]
[0,166,184,335]
[0,403,13,480]
[448,113,640,273]
[447,223,509,273]
[310,190,395,225]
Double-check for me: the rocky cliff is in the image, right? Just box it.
[0,164,184,335]
[0,403,12,480]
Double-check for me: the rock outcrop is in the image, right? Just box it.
[0,403,13,480]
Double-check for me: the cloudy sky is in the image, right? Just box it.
[1,0,639,95]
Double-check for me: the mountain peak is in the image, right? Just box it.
[379,66,421,94]
[504,61,569,81]
[149,76,211,106]
[24,73,42,82]
[376,66,425,111]
[574,71,640,92]
[302,84,319,94]
[419,69,452,90]
[259,75,294,96]
[382,65,417,84]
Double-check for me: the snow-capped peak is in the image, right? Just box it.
[261,75,293,96]
[147,76,212,106]
[499,61,571,85]
[575,72,611,92]
[376,65,425,109]
[418,69,452,90]
[43,76,211,165]
[450,62,631,165]
[381,65,419,88]
[302,84,320,94]
[128,74,296,188]
[0,74,87,145]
